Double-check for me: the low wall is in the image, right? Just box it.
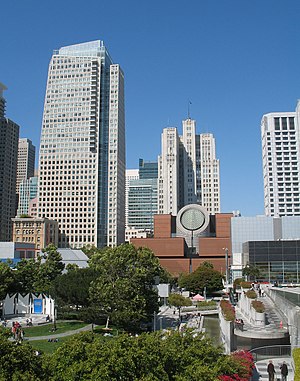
[267,287,300,349]
[219,307,236,354]
[239,290,265,327]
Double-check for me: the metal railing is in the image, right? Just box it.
[249,345,291,362]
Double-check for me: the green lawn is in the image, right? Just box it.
[23,321,87,337]
[28,328,117,354]
[28,335,73,354]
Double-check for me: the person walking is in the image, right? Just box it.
[280,361,288,381]
[267,360,276,381]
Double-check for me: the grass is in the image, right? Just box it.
[28,326,119,354]
[28,335,74,354]
[23,321,87,337]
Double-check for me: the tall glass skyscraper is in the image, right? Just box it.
[126,160,158,234]
[17,176,38,217]
[38,41,125,248]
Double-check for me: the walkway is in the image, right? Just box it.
[234,289,289,339]
[253,357,294,381]
[24,323,93,341]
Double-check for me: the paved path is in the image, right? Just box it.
[253,357,294,381]
[24,323,93,341]
[235,288,288,338]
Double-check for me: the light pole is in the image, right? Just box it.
[223,247,229,287]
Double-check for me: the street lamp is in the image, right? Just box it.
[223,247,229,287]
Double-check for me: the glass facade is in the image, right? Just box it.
[244,240,300,283]
[139,159,158,179]
[17,177,38,216]
[231,216,275,254]
[127,178,158,233]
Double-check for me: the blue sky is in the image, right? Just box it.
[1,0,300,216]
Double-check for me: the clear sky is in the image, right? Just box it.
[1,0,300,217]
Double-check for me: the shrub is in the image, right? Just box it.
[197,300,216,307]
[220,299,235,321]
[251,300,265,313]
[293,348,300,381]
[245,290,257,299]
[233,278,244,289]
[240,281,252,289]
[219,350,255,381]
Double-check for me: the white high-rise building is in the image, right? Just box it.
[16,138,35,195]
[158,118,220,215]
[261,102,300,217]
[158,127,180,215]
[200,133,220,215]
[181,118,197,206]
[38,41,125,248]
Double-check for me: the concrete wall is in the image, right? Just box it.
[239,291,265,327]
[267,287,300,349]
[219,307,236,354]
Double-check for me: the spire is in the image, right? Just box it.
[188,100,192,119]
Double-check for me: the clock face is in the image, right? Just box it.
[180,208,205,231]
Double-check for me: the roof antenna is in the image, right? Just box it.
[188,100,192,119]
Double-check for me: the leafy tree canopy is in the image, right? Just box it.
[179,262,224,294]
[81,245,102,258]
[0,326,252,381]
[4,244,65,296]
[0,262,15,299]
[168,293,192,309]
[47,331,245,381]
[0,332,45,381]
[242,264,260,280]
[89,244,167,332]
[52,267,99,309]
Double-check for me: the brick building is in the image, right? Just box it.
[131,212,232,276]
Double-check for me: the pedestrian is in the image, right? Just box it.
[280,361,288,381]
[240,319,244,331]
[267,360,276,381]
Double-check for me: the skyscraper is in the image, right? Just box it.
[158,127,180,215]
[125,169,139,228]
[199,133,220,215]
[158,118,220,215]
[0,83,20,241]
[17,176,38,217]
[261,102,300,217]
[16,138,35,195]
[126,160,158,234]
[38,41,125,248]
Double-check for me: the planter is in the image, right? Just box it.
[254,311,265,326]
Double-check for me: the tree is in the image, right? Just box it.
[47,330,247,381]
[168,293,192,320]
[242,264,260,281]
[0,332,46,380]
[89,244,167,332]
[81,245,102,258]
[34,244,65,293]
[0,262,15,299]
[52,267,99,310]
[179,262,224,294]
[14,258,41,294]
